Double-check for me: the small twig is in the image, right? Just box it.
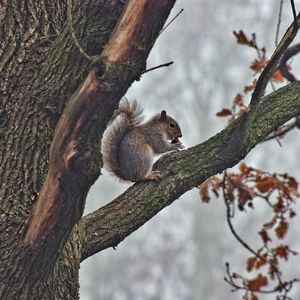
[159,8,184,36]
[224,263,243,292]
[252,33,265,59]
[291,0,297,23]
[270,80,277,92]
[222,172,267,260]
[142,61,174,75]
[67,0,94,61]
[222,172,284,275]
[224,262,296,295]
[275,0,284,46]
[262,117,300,142]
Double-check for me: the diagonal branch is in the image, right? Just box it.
[250,13,300,108]
[80,81,300,261]
[23,0,176,271]
[278,42,300,82]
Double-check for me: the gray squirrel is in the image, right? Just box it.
[101,99,184,182]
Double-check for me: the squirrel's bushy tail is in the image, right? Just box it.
[101,99,143,180]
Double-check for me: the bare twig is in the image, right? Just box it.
[159,8,184,36]
[252,33,265,59]
[291,0,297,23]
[224,263,287,294]
[262,117,300,142]
[225,263,298,297]
[275,0,284,46]
[142,61,174,74]
[222,172,274,264]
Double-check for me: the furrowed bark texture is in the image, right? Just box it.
[80,81,300,260]
[0,0,176,299]
[0,1,125,297]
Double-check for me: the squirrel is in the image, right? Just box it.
[101,99,183,182]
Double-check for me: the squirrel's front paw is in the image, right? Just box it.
[171,138,184,150]
[175,142,185,150]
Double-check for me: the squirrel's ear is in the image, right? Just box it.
[159,110,167,122]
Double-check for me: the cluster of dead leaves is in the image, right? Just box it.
[233,30,285,82]
[250,57,285,82]
[216,30,289,124]
[200,162,298,208]
[200,163,298,209]
[199,162,299,299]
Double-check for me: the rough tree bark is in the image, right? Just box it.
[0,1,299,300]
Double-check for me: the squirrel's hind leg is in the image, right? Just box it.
[143,171,162,182]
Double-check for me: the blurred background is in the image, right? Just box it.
[80,0,300,299]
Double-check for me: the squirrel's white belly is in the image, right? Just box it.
[143,143,154,175]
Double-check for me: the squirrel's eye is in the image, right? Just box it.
[170,123,175,128]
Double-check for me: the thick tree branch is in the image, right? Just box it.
[80,81,300,260]
[24,0,176,270]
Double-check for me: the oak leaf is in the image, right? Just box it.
[199,180,210,203]
[250,58,268,74]
[247,273,268,291]
[255,177,275,193]
[250,294,258,300]
[288,176,298,189]
[271,69,284,83]
[233,93,244,106]
[216,108,232,117]
[246,256,256,272]
[233,30,255,48]
[275,219,288,239]
[255,258,267,269]
[244,79,257,93]
[259,229,272,244]
[275,245,289,260]
[239,162,251,176]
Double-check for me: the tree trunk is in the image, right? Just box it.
[0,1,124,298]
